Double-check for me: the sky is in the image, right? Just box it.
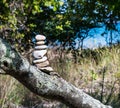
[82,23,120,49]
[83,27,106,49]
[83,36,106,49]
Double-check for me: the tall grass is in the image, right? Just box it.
[0,44,120,107]
[48,45,120,107]
[0,76,16,108]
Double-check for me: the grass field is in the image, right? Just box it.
[0,44,120,108]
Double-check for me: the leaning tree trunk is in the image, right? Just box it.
[0,38,112,108]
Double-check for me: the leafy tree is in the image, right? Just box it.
[0,0,120,51]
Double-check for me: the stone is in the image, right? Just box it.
[35,60,49,67]
[40,66,54,72]
[35,45,47,50]
[33,56,47,63]
[36,41,45,45]
[35,35,46,41]
[32,50,47,59]
[33,34,55,74]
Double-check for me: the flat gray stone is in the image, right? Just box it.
[35,45,47,50]
[32,50,47,58]
[35,35,46,41]
[33,56,47,63]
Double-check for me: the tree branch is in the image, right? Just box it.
[0,38,112,108]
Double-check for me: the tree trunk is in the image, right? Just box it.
[0,38,112,108]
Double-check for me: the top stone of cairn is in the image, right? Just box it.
[35,35,46,41]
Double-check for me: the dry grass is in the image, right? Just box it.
[0,76,16,108]
[48,45,120,107]
[0,45,120,107]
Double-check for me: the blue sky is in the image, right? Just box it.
[83,36,106,49]
[82,23,120,49]
[83,27,106,49]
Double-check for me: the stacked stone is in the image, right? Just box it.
[32,35,54,74]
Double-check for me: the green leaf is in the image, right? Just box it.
[59,1,64,6]
[56,25,63,30]
[45,1,52,7]
[53,6,57,11]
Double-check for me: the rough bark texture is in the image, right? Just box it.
[0,38,112,108]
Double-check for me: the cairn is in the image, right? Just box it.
[32,35,54,74]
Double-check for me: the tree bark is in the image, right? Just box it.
[0,38,112,108]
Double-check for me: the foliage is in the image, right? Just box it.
[0,0,120,51]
